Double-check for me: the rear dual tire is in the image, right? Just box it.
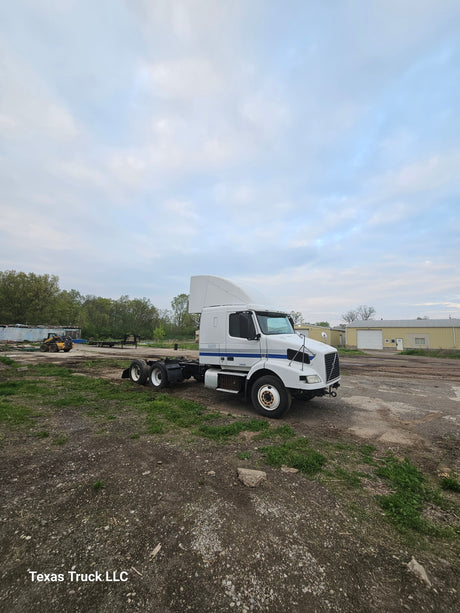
[128,360,169,389]
[149,363,167,389]
[129,359,150,385]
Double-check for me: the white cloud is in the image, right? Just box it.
[1,204,75,252]
[145,57,224,100]
[0,41,79,142]
[392,151,460,193]
[50,159,107,188]
[0,0,459,320]
[367,203,412,228]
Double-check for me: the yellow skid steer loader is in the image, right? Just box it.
[39,333,73,353]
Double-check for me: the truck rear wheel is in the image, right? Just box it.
[129,359,149,385]
[149,363,168,389]
[251,375,291,418]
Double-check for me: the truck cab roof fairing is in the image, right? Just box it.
[189,275,268,313]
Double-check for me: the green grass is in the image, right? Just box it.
[374,451,456,534]
[253,423,296,441]
[400,348,460,359]
[0,380,46,397]
[0,399,32,424]
[33,430,50,438]
[237,451,251,460]
[0,381,24,396]
[0,356,17,366]
[143,341,197,351]
[333,467,363,487]
[337,348,366,356]
[0,375,46,425]
[0,358,458,546]
[53,433,68,445]
[440,475,460,492]
[260,437,326,476]
[52,394,93,407]
[144,394,217,431]
[82,359,131,369]
[196,418,269,441]
[30,363,74,376]
[360,443,378,465]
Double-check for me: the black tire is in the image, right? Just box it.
[40,343,48,352]
[49,343,59,353]
[193,367,206,383]
[129,359,149,385]
[250,375,291,418]
[149,363,168,389]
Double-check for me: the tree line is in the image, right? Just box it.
[0,270,198,340]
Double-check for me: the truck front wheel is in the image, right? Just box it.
[251,375,291,418]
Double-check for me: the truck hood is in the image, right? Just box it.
[263,333,336,359]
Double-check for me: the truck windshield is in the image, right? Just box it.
[256,312,294,335]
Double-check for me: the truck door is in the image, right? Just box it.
[224,311,261,369]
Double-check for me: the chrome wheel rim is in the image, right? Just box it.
[131,365,141,381]
[151,367,163,386]
[257,384,280,411]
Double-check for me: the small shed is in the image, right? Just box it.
[345,319,460,351]
[295,324,345,347]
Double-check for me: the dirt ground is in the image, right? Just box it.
[1,345,459,612]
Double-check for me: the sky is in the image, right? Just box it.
[1,0,459,326]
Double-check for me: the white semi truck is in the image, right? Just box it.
[123,275,340,418]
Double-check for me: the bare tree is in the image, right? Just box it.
[356,305,376,320]
[342,310,359,324]
[342,306,376,324]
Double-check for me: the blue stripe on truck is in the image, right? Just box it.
[199,352,315,361]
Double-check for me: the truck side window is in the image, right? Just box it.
[229,312,256,339]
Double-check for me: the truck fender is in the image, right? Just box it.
[246,360,320,392]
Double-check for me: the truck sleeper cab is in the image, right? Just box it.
[199,305,340,418]
[122,275,340,419]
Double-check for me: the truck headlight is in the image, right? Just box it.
[300,375,321,384]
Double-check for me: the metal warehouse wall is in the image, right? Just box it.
[346,325,459,350]
[0,326,81,343]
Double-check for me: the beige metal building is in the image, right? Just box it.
[295,324,345,347]
[345,319,460,351]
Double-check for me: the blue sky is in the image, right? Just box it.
[1,0,459,325]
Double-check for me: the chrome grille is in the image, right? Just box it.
[325,352,340,381]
